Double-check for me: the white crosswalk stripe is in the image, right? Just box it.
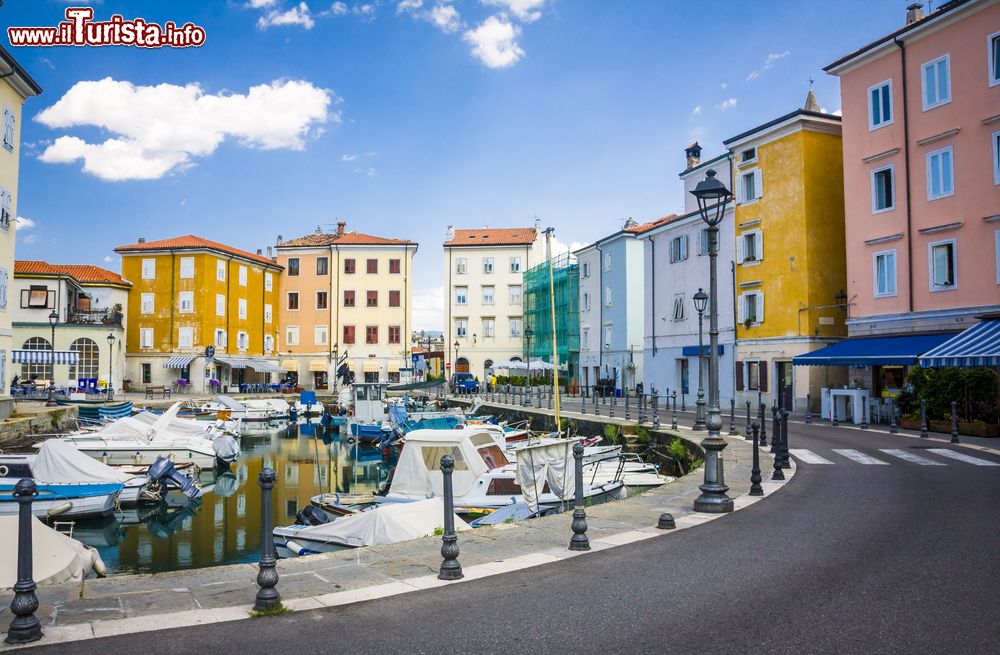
[926,448,1000,467]
[832,449,890,465]
[789,449,834,464]
[878,449,946,466]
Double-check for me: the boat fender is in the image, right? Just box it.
[89,548,107,577]
[347,437,356,445]
[284,540,309,557]
[47,501,73,517]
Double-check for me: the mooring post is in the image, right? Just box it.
[780,409,791,469]
[920,399,928,438]
[681,392,686,412]
[671,391,678,430]
[609,392,616,419]
[6,479,42,645]
[438,455,463,580]
[569,442,590,551]
[254,468,280,612]
[950,401,960,444]
[729,398,737,435]
[652,391,660,429]
[759,403,769,449]
[805,393,812,424]
[593,386,599,416]
[624,393,631,421]
[745,400,752,436]
[749,423,763,496]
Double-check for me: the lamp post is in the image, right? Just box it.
[106,333,116,399]
[523,326,534,405]
[329,343,339,395]
[692,288,708,431]
[46,310,58,406]
[690,169,734,513]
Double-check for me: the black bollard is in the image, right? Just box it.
[547,385,552,410]
[609,393,615,418]
[889,399,898,434]
[625,393,631,421]
[920,399,928,438]
[593,387,599,416]
[569,442,590,551]
[671,392,678,430]
[950,401,960,444]
[638,394,645,425]
[729,398,738,435]
[438,455,464,580]
[805,393,812,424]
[652,391,660,429]
[771,426,785,481]
[745,400,752,435]
[771,405,779,454]
[6,479,42,645]
[749,423,763,496]
[254,468,280,612]
[780,409,791,469]
[580,388,587,415]
[656,512,676,529]
[681,392,686,412]
[759,404,769,448]
[861,401,869,430]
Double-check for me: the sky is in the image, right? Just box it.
[4,0,910,331]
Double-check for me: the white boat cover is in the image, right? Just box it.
[130,410,225,439]
[390,428,492,499]
[212,395,246,411]
[293,498,469,548]
[0,516,105,588]
[514,440,577,513]
[32,439,132,483]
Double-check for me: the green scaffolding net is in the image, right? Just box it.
[523,252,580,388]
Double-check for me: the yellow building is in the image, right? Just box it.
[723,93,847,412]
[115,235,284,393]
[0,47,42,416]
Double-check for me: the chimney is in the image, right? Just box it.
[138,237,145,244]
[446,225,455,241]
[336,221,346,236]
[276,235,283,246]
[256,248,263,256]
[315,225,323,236]
[685,142,702,170]
[906,3,924,25]
[266,246,273,259]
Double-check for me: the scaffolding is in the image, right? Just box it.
[523,252,580,388]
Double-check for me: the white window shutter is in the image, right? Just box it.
[756,230,764,261]
[755,170,763,200]
[736,235,745,263]
[681,235,688,260]
[737,294,745,323]
[757,291,765,323]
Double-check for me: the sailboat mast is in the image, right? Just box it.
[543,228,562,434]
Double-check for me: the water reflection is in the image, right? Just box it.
[80,421,396,575]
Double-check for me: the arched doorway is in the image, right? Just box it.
[69,338,100,382]
[456,357,470,373]
[20,337,52,380]
[483,359,493,381]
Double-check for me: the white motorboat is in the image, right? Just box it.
[199,395,290,422]
[0,515,106,587]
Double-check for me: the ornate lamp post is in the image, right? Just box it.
[692,288,708,431]
[46,310,58,406]
[690,169,734,513]
[106,333,116,398]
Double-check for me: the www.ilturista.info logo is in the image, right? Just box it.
[7,7,206,48]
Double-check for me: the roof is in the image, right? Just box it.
[279,232,417,248]
[824,0,973,73]
[625,215,680,235]
[0,44,43,96]
[113,235,279,268]
[444,227,537,247]
[722,109,841,147]
[15,261,131,288]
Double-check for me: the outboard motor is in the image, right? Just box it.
[212,434,240,466]
[295,505,331,526]
[289,406,298,422]
[320,411,333,427]
[147,456,202,499]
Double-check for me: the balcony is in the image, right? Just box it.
[65,308,123,327]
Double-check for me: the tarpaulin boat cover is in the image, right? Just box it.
[0,515,105,588]
[514,440,577,513]
[32,439,132,483]
[292,498,470,548]
[389,428,491,499]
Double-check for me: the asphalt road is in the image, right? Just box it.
[37,423,1000,654]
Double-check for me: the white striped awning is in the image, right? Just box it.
[280,359,298,371]
[163,355,196,369]
[387,360,401,372]
[12,350,78,365]
[308,360,328,372]
[920,320,1000,368]
[248,359,286,374]
[363,361,381,373]
[213,356,247,369]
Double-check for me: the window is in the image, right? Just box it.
[217,259,226,281]
[389,290,401,307]
[68,338,99,382]
[738,230,762,263]
[509,256,521,273]
[388,325,401,344]
[287,258,300,276]
[0,268,7,311]
[746,361,761,391]
[141,258,156,280]
[509,285,522,305]
[344,258,356,274]
[264,272,273,291]
[264,334,274,353]
[739,291,764,325]
[389,258,401,274]
[366,290,378,307]
[366,259,378,274]
[286,326,300,346]
[929,240,957,290]
[140,328,153,349]
[669,235,688,262]
[264,303,272,324]
[215,328,227,348]
[872,165,895,213]
[509,317,522,337]
[582,261,590,278]
[141,293,155,314]
[455,318,468,338]
[482,285,494,305]
[740,147,756,164]
[315,257,328,276]
[238,298,247,319]
[483,257,494,273]
[1,106,14,152]
[605,285,612,307]
[19,337,52,380]
[315,325,328,346]
[287,292,299,310]
[868,80,892,129]
[991,31,1000,86]
[0,187,11,230]
[179,257,194,279]
[672,293,685,320]
[316,291,328,310]
[342,325,355,344]
[455,286,468,305]
[344,290,355,307]
[216,294,226,316]
[582,291,591,311]
[697,228,710,256]
[921,54,951,110]
[926,146,954,200]
[581,328,590,350]
[604,253,612,271]
[874,250,897,298]
[238,266,247,286]
[604,326,612,348]
[141,363,151,384]
[738,169,762,204]
[993,130,1000,186]
[22,285,53,309]
[483,318,495,338]
[455,258,467,274]
[179,291,194,313]
[365,325,378,344]
[237,331,249,350]
[178,327,194,349]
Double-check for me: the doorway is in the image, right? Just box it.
[776,361,794,411]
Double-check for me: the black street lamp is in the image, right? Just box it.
[692,288,709,431]
[45,310,58,406]
[690,169,734,513]
[106,333,116,399]
[329,343,339,394]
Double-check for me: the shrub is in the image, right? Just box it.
[603,423,619,444]
[898,367,998,423]
[667,437,687,461]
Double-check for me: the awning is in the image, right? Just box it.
[213,356,247,369]
[12,350,78,365]
[163,355,196,369]
[793,333,958,367]
[919,320,1000,368]
[363,361,381,372]
[308,360,328,372]
[280,359,298,371]
[681,345,725,357]
[248,359,286,374]
[387,361,401,372]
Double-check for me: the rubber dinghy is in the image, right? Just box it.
[0,515,106,587]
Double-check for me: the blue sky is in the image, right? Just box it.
[4,0,907,329]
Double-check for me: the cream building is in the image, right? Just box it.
[0,47,42,416]
[443,225,545,381]
[276,222,418,389]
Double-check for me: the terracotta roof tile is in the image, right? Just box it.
[444,227,537,247]
[625,215,680,234]
[15,261,131,287]
[279,232,417,248]
[113,235,278,267]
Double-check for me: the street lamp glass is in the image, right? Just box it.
[690,169,733,227]
[453,340,460,349]
[106,333,116,346]
[48,310,58,327]
[692,288,709,315]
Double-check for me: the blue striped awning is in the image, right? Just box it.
[163,355,196,369]
[793,333,957,367]
[919,321,1000,368]
[12,350,78,365]
[213,356,247,369]
[247,359,285,374]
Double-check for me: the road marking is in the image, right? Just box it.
[832,449,890,465]
[789,449,834,464]
[926,448,1000,467]
[878,449,947,465]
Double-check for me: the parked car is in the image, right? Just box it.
[450,373,479,394]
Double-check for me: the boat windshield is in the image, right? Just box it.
[477,445,507,471]
[419,446,468,471]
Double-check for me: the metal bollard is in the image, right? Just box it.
[759,404,769,448]
[580,388,587,415]
[950,401,960,444]
[889,399,898,434]
[861,402,869,430]
[547,386,552,410]
[681,393,686,412]
[729,398,738,435]
[805,393,812,424]
[609,393,616,418]
[671,392,678,430]
[779,409,791,469]
[593,387,599,416]
[569,442,590,551]
[254,468,280,612]
[920,399,928,438]
[770,422,785,481]
[652,392,660,429]
[745,400,752,435]
[638,394,645,425]
[771,405,779,454]
[438,455,464,580]
[749,423,763,496]
[625,393,631,421]
[6,479,42,645]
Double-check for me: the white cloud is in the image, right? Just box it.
[429,4,462,33]
[689,105,701,119]
[331,1,349,14]
[353,2,377,20]
[341,153,358,161]
[396,0,423,12]
[463,15,524,69]
[484,0,545,23]
[412,286,444,331]
[249,0,278,7]
[549,236,588,258]
[720,82,727,90]
[366,167,377,176]
[716,97,737,111]
[832,108,842,117]
[15,216,35,230]
[36,77,334,181]
[746,50,790,82]
[16,217,39,245]
[103,255,116,263]
[257,2,315,29]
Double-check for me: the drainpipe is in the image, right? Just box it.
[596,244,603,380]
[446,246,452,374]
[895,37,915,313]
[169,251,176,350]
[650,237,656,357]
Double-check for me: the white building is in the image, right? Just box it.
[443,225,545,381]
[640,144,737,406]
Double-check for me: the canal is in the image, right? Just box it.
[72,421,395,575]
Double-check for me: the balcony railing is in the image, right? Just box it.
[65,308,123,327]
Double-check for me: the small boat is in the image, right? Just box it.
[0,469,121,520]
[57,400,134,424]
[198,395,290,422]
[0,515,106,586]
[294,391,324,417]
